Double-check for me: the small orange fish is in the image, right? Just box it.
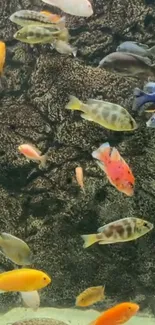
[40,11,63,23]
[89,302,139,325]
[18,144,47,168]
[75,166,85,193]
[76,286,105,307]
[0,268,51,292]
[0,41,6,76]
[92,142,135,196]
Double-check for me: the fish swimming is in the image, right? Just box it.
[143,81,155,93]
[75,166,85,192]
[41,0,93,17]
[116,41,155,59]
[65,96,137,131]
[0,232,32,265]
[89,302,139,325]
[146,113,155,128]
[92,142,135,196]
[18,144,47,168]
[0,268,51,292]
[132,88,155,113]
[21,291,40,310]
[53,40,77,56]
[81,217,153,248]
[14,25,62,44]
[98,52,155,78]
[76,286,105,307]
[0,41,6,77]
[10,10,64,28]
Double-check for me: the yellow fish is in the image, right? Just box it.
[0,232,32,265]
[0,268,51,292]
[76,286,105,307]
[65,96,137,131]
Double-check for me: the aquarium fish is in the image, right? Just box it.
[41,0,93,17]
[53,40,77,56]
[92,142,135,196]
[89,302,139,325]
[116,41,155,59]
[75,167,85,193]
[132,88,155,113]
[21,291,40,310]
[98,52,155,77]
[66,96,137,132]
[143,81,155,93]
[0,232,32,266]
[81,217,153,248]
[14,25,61,44]
[146,113,155,128]
[18,144,47,168]
[76,286,105,307]
[10,10,64,28]
[0,268,51,292]
[0,41,6,77]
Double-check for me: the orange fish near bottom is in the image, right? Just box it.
[92,142,135,196]
[90,302,139,325]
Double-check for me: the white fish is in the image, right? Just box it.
[21,291,40,310]
[53,40,77,56]
[41,0,93,17]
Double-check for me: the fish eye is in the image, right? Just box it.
[128,306,132,310]
[143,222,149,227]
[43,277,47,281]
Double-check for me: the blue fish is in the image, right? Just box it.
[132,87,155,113]
[116,41,155,59]
[143,82,155,93]
[146,113,155,128]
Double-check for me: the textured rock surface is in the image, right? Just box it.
[0,0,155,318]
[12,318,68,325]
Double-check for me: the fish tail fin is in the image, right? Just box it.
[147,45,155,58]
[81,234,98,248]
[72,47,77,57]
[132,87,148,112]
[66,95,82,111]
[40,154,48,169]
[92,142,110,160]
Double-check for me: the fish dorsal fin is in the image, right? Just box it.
[87,98,103,105]
[110,147,121,161]
[127,53,152,65]
[132,41,149,49]
[97,225,106,233]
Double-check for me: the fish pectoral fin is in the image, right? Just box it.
[95,160,106,172]
[81,113,93,121]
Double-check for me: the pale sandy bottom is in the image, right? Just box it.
[0,307,155,325]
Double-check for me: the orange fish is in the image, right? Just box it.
[40,11,63,23]
[0,41,6,76]
[0,268,51,292]
[18,143,47,168]
[75,166,85,193]
[90,302,139,325]
[92,142,135,196]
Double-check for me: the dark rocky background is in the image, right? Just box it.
[0,0,155,317]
